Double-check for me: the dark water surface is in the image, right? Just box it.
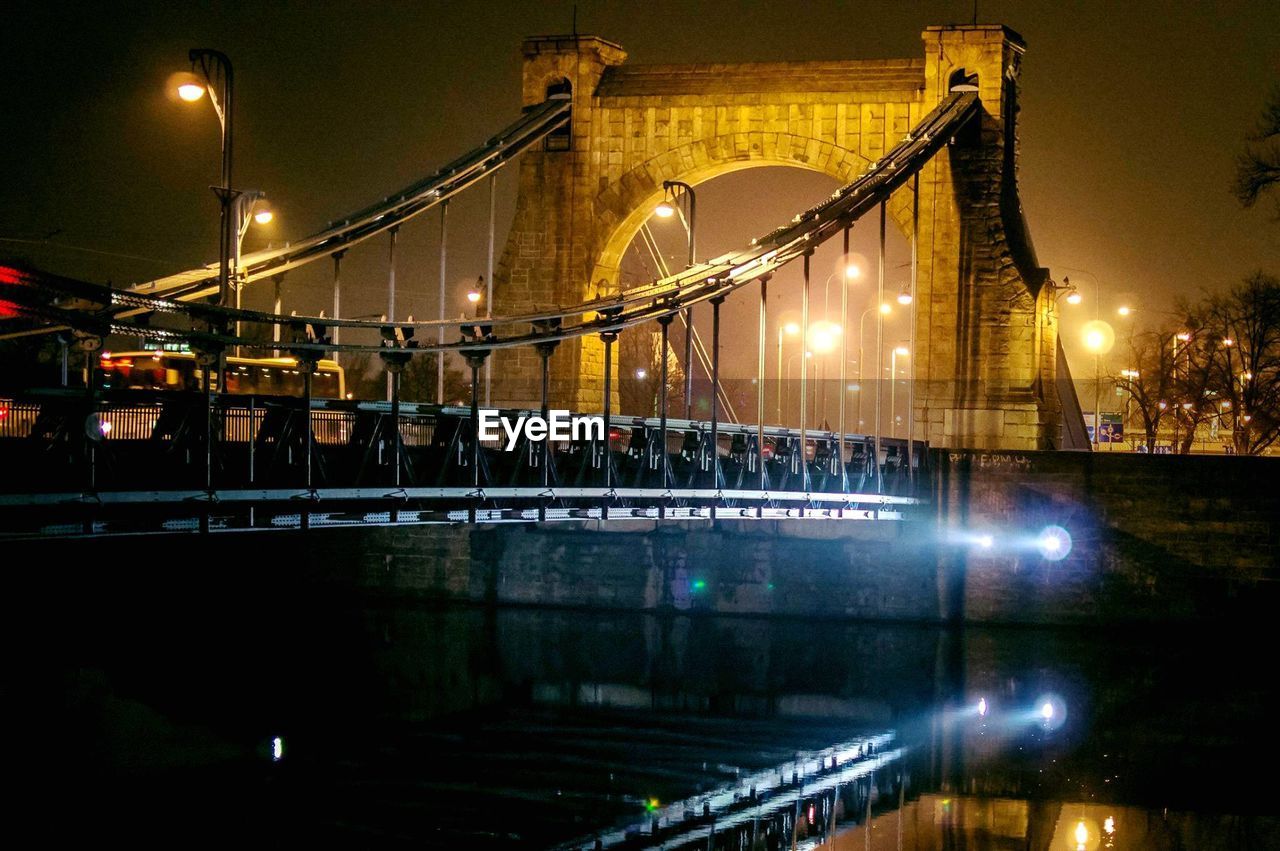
[55,577,1280,848]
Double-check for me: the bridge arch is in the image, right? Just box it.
[589,134,917,294]
[494,26,1066,450]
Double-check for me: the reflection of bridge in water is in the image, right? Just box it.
[51,595,1277,846]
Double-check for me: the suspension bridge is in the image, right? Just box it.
[0,24,1088,538]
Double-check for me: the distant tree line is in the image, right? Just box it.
[1112,273,1280,455]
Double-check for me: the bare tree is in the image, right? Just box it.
[1200,272,1280,454]
[618,325,684,417]
[1111,329,1176,452]
[1233,83,1280,214]
[1168,303,1220,454]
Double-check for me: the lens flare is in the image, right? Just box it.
[1037,526,1072,561]
[1035,693,1067,731]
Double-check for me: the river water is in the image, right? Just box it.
[59,597,1279,848]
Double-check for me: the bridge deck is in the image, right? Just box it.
[0,389,923,538]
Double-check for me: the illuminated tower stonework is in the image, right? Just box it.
[493,25,1063,450]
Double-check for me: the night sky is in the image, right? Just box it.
[4,0,1278,378]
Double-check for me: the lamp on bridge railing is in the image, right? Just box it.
[466,276,484,318]
[896,286,913,306]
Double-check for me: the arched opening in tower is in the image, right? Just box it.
[612,166,914,436]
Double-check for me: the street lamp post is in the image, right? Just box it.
[857,303,890,430]
[890,345,909,437]
[1082,324,1110,448]
[806,320,840,424]
[776,321,799,424]
[230,190,272,353]
[822,266,860,319]
[178,49,235,311]
[656,180,696,418]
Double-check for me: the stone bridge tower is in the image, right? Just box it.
[492,25,1065,450]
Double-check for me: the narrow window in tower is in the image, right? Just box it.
[545,78,572,152]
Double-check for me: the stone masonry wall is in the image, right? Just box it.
[936,449,1280,623]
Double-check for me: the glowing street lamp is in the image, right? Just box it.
[1065,290,1083,305]
[896,287,913,306]
[1117,305,1131,317]
[1082,320,1114,448]
[175,72,206,102]
[465,276,486,319]
[807,320,840,353]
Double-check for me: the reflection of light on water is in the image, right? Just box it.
[1074,819,1089,850]
[1035,693,1068,731]
[272,736,284,761]
[977,697,988,717]
[1103,816,1115,834]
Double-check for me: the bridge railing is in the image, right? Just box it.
[0,389,925,536]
